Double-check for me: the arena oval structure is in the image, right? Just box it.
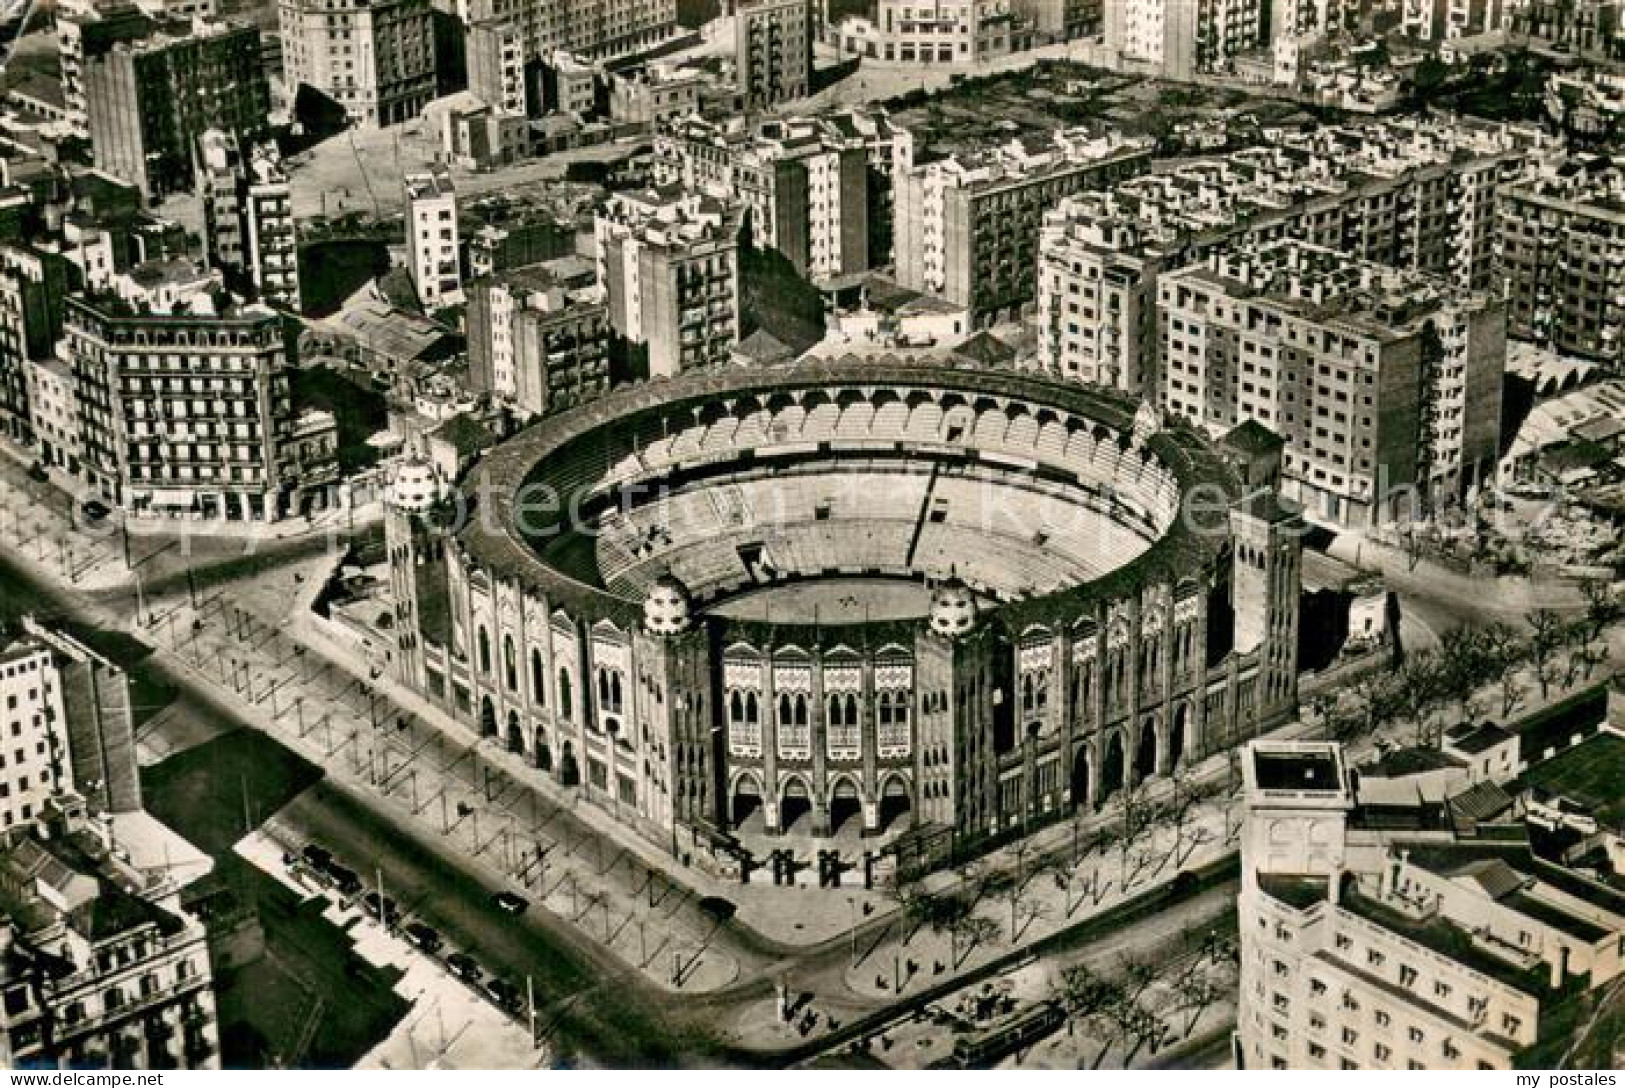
[386,357,1303,877]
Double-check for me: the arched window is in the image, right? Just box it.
[559,668,573,719]
[794,693,808,726]
[779,693,793,724]
[730,690,744,723]
[530,648,546,705]
[477,627,492,675]
[610,673,623,712]
[503,635,517,691]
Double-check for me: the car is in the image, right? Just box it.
[493,891,529,915]
[403,923,443,954]
[485,977,524,1012]
[361,892,401,925]
[301,844,334,871]
[328,865,363,898]
[445,952,482,983]
[26,463,48,483]
[79,499,110,521]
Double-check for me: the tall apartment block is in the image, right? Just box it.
[13,619,142,818]
[1401,0,1508,40]
[278,0,437,126]
[406,170,463,309]
[57,4,157,138]
[0,640,72,833]
[466,263,611,418]
[1238,740,1625,1069]
[0,245,70,450]
[1036,116,1535,395]
[736,0,812,107]
[65,263,338,522]
[460,0,676,119]
[80,17,271,200]
[654,111,897,282]
[891,126,1154,324]
[1104,0,1263,78]
[1158,240,1505,526]
[197,130,301,312]
[0,811,220,1068]
[1497,156,1625,366]
[595,189,739,377]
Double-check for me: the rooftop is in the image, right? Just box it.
[1253,746,1344,792]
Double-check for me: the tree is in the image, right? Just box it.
[947,914,1000,970]
[1527,608,1566,697]
[1398,654,1447,747]
[1581,578,1620,640]
[1499,670,1527,720]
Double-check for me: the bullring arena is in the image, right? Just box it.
[384,358,1303,878]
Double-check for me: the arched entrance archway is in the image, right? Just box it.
[479,696,497,739]
[559,741,580,787]
[1071,745,1091,809]
[828,776,862,835]
[506,710,524,755]
[1135,718,1158,783]
[534,729,552,772]
[1169,704,1189,773]
[878,775,912,831]
[780,776,812,831]
[730,772,764,828]
[1101,731,1125,805]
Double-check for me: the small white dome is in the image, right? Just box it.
[929,576,978,639]
[644,572,694,636]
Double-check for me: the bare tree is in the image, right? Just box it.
[948,914,1000,970]
[1581,578,1620,641]
[1499,670,1527,719]
[1527,608,1566,698]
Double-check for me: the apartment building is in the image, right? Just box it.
[736,0,812,107]
[197,130,300,312]
[1035,116,1536,395]
[1401,0,1508,40]
[0,246,70,450]
[1104,0,1263,77]
[278,0,437,126]
[1239,740,1625,1070]
[0,812,219,1069]
[892,126,1154,323]
[406,169,463,309]
[1513,0,1622,54]
[1269,0,1355,41]
[80,17,271,200]
[1158,240,1505,526]
[1497,156,1625,367]
[56,4,156,138]
[461,0,676,119]
[467,262,611,419]
[830,0,1031,64]
[595,189,739,377]
[65,263,337,523]
[0,642,70,833]
[654,111,897,281]
[1013,0,1101,42]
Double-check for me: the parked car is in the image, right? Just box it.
[403,923,443,954]
[27,462,48,483]
[79,499,110,521]
[446,952,482,983]
[493,891,529,915]
[361,892,401,925]
[301,844,334,871]
[328,865,363,898]
[485,977,524,1013]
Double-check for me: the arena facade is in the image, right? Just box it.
[384,359,1303,876]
